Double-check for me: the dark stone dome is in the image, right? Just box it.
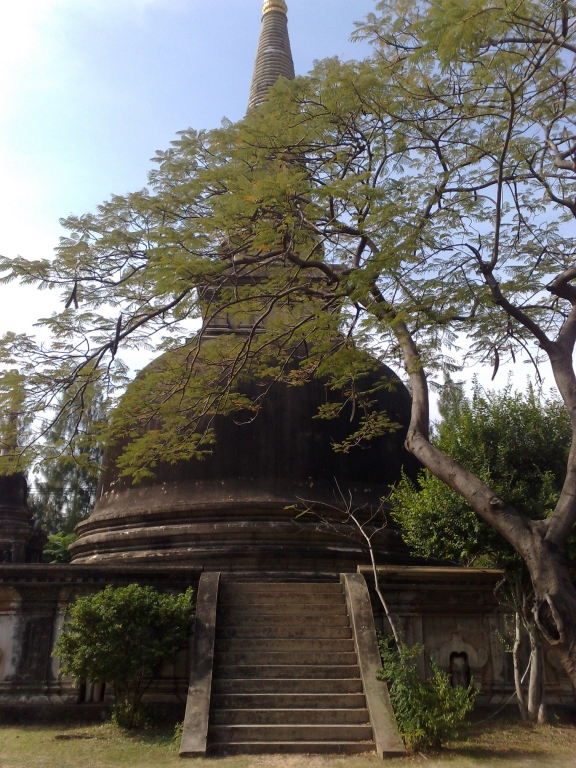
[71,362,421,576]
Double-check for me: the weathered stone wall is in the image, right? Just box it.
[0,564,574,720]
[362,566,576,709]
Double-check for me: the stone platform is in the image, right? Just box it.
[0,563,574,733]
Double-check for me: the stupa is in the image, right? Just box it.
[69,0,421,576]
[0,1,556,736]
[0,475,43,563]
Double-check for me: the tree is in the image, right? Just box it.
[391,381,573,722]
[54,584,194,727]
[293,490,403,645]
[2,0,576,682]
[29,383,107,535]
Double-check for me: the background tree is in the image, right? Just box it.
[391,381,573,722]
[28,382,107,535]
[2,0,576,682]
[55,584,194,728]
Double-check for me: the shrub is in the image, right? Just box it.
[378,637,477,750]
[172,721,184,751]
[54,584,194,728]
[42,532,78,563]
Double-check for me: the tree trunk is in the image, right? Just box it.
[538,683,547,726]
[393,319,576,689]
[525,531,576,690]
[526,620,544,723]
[513,612,529,721]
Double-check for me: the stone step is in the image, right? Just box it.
[216,651,358,666]
[218,603,348,617]
[209,741,375,755]
[211,693,367,710]
[211,678,364,695]
[197,579,386,757]
[217,614,350,628]
[218,593,346,606]
[215,638,355,653]
[209,724,374,743]
[211,708,371,726]
[219,583,344,594]
[215,664,360,680]
[216,626,352,640]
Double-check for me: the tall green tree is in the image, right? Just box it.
[2,0,576,682]
[29,383,107,535]
[392,381,573,722]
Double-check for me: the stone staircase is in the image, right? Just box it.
[208,581,374,754]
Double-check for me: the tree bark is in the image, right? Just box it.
[513,611,529,721]
[525,530,576,689]
[538,678,547,726]
[526,620,544,723]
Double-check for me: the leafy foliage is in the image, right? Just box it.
[378,636,477,750]
[54,585,194,728]
[4,0,576,483]
[42,532,78,564]
[29,382,107,534]
[390,381,572,567]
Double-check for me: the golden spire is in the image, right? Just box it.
[262,0,288,15]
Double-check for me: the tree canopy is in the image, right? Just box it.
[2,0,576,476]
[55,585,194,727]
[392,381,573,567]
[3,0,576,682]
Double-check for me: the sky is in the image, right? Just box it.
[0,0,556,402]
[0,0,372,330]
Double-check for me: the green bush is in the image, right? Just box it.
[54,584,194,728]
[42,532,78,563]
[111,699,151,730]
[378,637,477,750]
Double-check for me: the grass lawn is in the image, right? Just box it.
[0,720,575,768]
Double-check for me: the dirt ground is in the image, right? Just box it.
[1,720,576,768]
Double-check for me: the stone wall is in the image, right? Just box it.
[362,566,576,709]
[0,564,574,721]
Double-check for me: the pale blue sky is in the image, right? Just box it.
[0,0,551,398]
[0,0,372,334]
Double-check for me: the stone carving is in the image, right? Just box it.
[430,634,488,689]
[450,652,471,688]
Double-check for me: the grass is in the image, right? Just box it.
[0,720,575,768]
